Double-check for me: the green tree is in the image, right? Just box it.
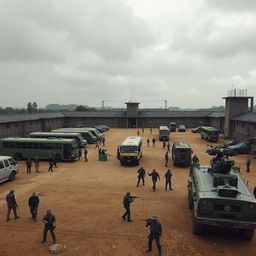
[27,102,38,113]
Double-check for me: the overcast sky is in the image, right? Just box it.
[0,0,256,109]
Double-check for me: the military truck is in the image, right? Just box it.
[169,122,176,132]
[188,152,256,240]
[172,141,192,167]
[159,126,170,141]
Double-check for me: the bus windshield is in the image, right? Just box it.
[209,131,219,135]
[77,135,84,141]
[120,146,138,153]
[160,130,169,136]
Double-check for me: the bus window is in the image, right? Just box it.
[33,143,39,149]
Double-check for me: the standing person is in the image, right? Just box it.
[192,155,199,164]
[152,138,156,147]
[48,158,54,172]
[163,140,166,149]
[6,190,20,221]
[137,167,146,186]
[164,152,169,167]
[51,154,57,168]
[145,216,162,255]
[121,192,135,222]
[26,158,32,174]
[246,157,251,173]
[34,156,40,173]
[150,128,152,134]
[137,129,140,136]
[167,142,170,152]
[28,192,40,221]
[165,169,173,190]
[147,138,150,147]
[148,169,160,192]
[84,148,88,162]
[41,209,56,244]
[79,148,82,160]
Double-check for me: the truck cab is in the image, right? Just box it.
[0,156,19,183]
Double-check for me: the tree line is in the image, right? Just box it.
[0,103,98,114]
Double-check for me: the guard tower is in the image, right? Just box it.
[223,89,254,137]
[125,102,140,128]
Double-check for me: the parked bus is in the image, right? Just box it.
[169,122,176,132]
[51,128,97,144]
[80,127,103,140]
[30,132,87,147]
[0,138,79,161]
[199,126,219,142]
[159,126,170,141]
[117,136,142,166]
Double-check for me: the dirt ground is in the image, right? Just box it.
[0,128,256,256]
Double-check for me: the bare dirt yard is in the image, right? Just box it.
[0,128,256,256]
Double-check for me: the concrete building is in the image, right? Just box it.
[0,94,255,141]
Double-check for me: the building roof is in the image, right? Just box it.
[63,111,126,118]
[208,112,225,118]
[0,110,224,124]
[138,110,212,118]
[232,112,256,123]
[0,112,64,124]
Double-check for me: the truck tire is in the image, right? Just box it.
[240,228,254,240]
[9,171,16,181]
[188,190,194,209]
[192,214,203,235]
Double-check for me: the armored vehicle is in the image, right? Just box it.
[172,141,192,167]
[188,152,256,240]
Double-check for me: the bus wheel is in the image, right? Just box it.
[14,153,23,161]
[9,171,16,181]
[240,229,255,240]
[54,154,61,162]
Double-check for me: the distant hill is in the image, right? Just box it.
[45,104,78,111]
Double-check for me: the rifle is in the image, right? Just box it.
[139,218,152,224]
[131,196,140,199]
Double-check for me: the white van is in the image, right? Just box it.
[0,156,19,183]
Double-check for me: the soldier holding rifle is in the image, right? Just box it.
[121,192,139,222]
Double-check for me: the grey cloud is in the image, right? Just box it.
[206,0,256,13]
[171,17,256,58]
[0,0,155,62]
